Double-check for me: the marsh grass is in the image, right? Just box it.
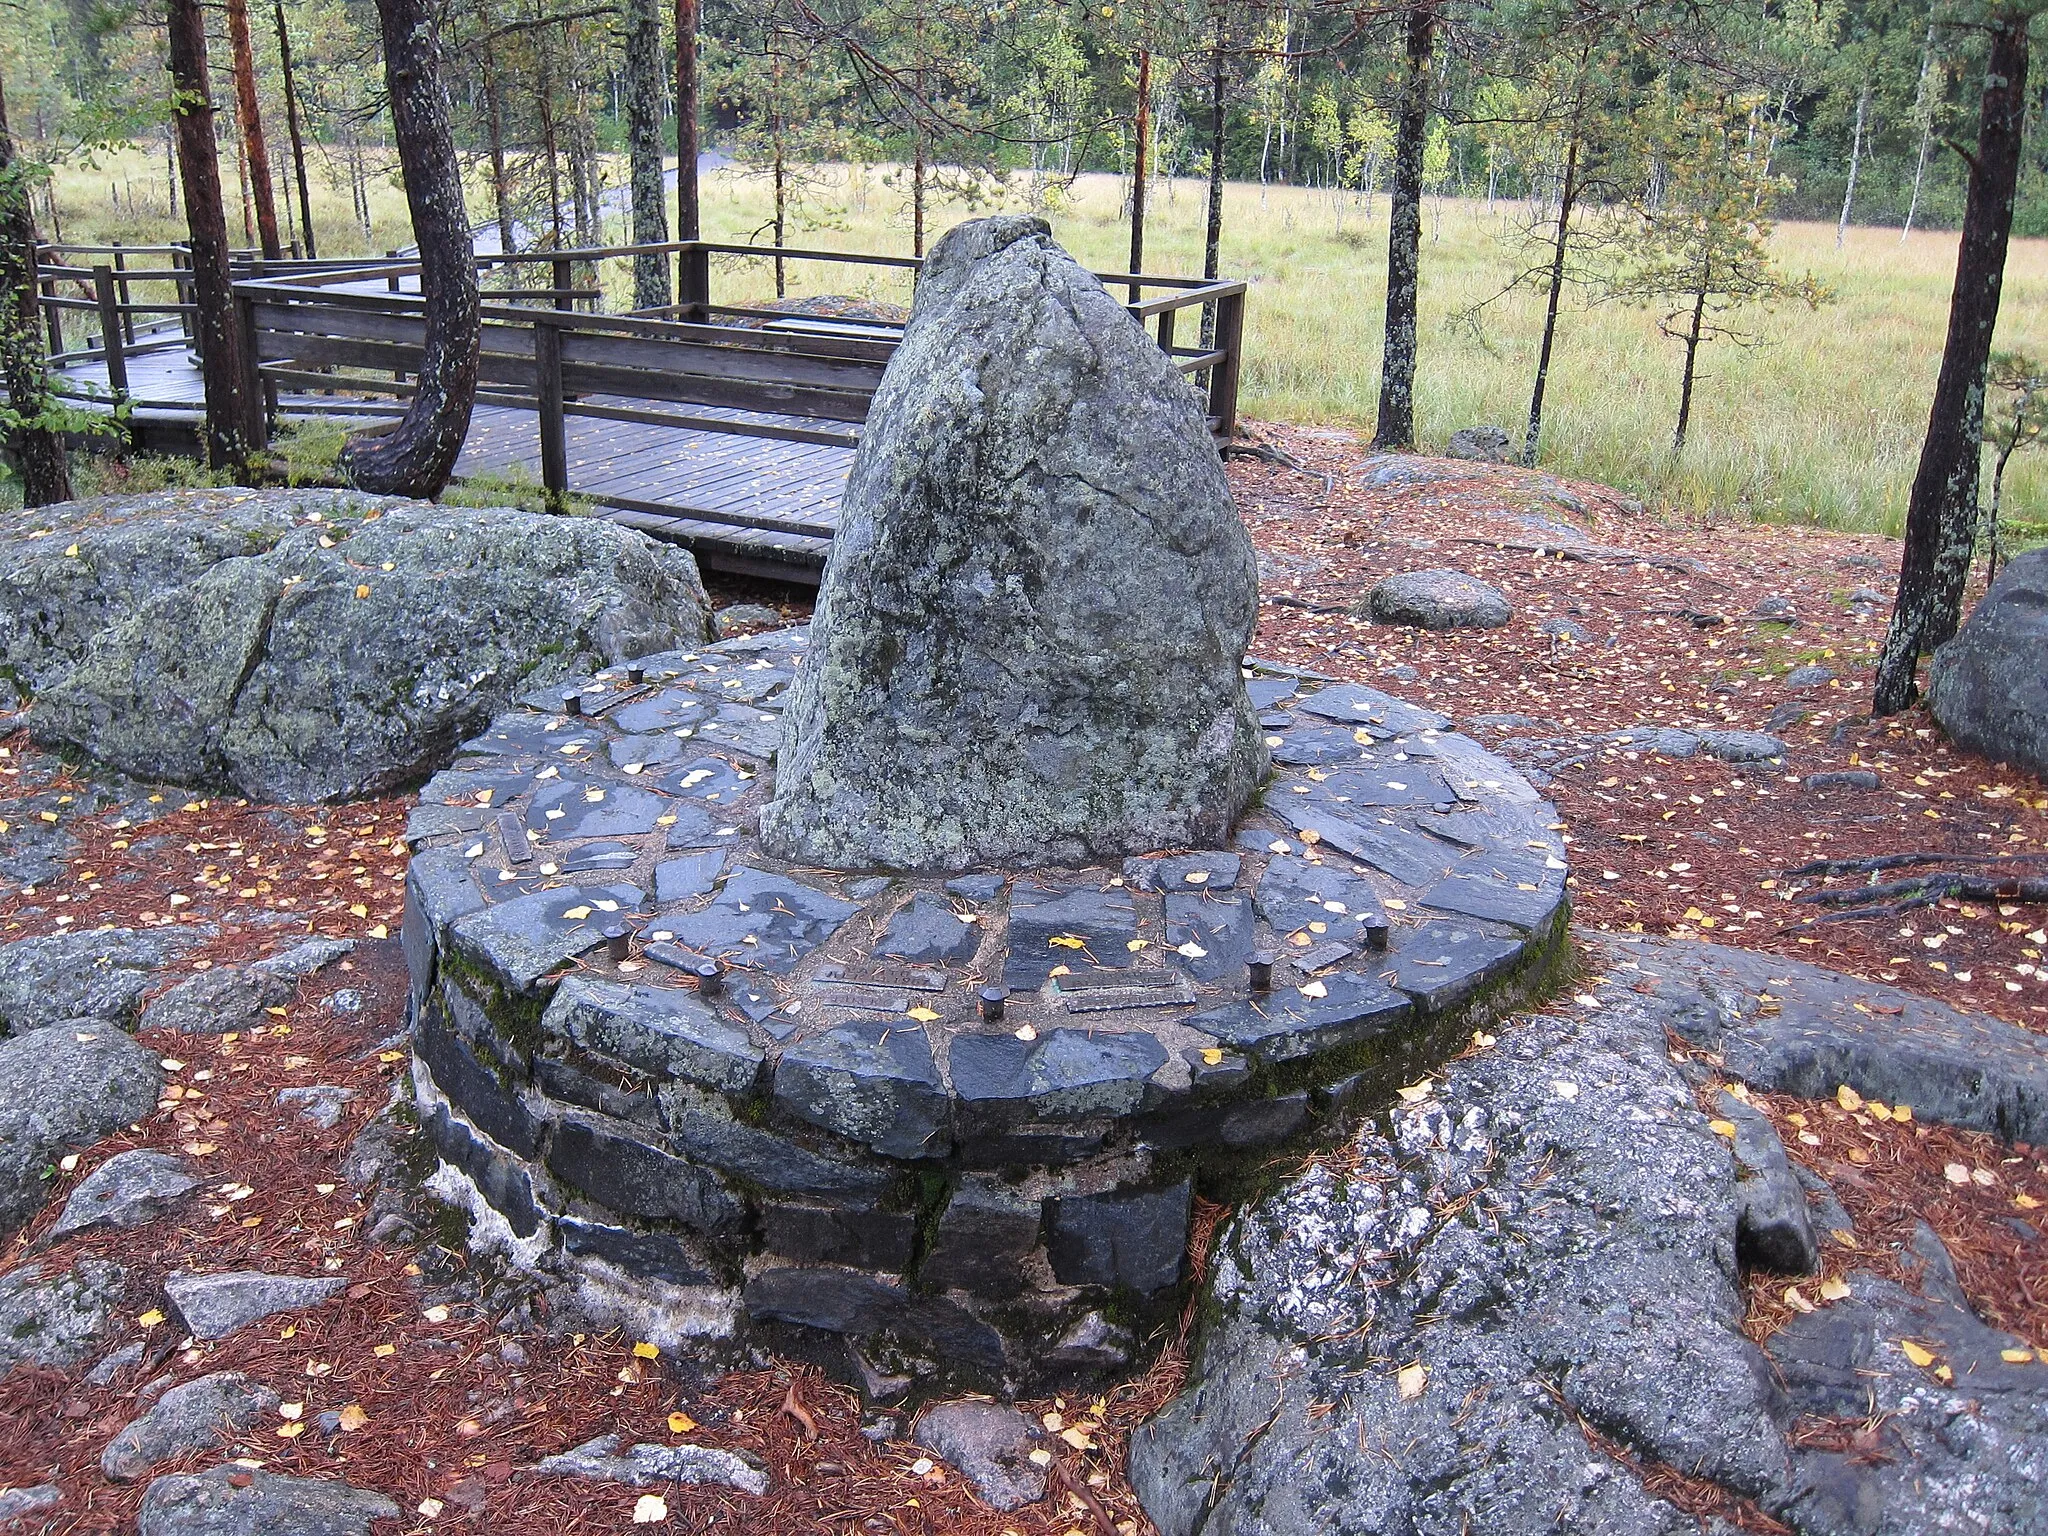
[38,149,2048,534]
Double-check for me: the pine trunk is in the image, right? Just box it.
[1373,2,1434,451]
[622,0,670,309]
[224,0,282,260]
[167,0,254,471]
[1874,15,2031,715]
[1524,127,1581,466]
[274,0,316,259]
[483,52,515,257]
[1673,264,1708,452]
[1129,48,1151,299]
[0,76,72,505]
[339,0,480,499]
[675,0,700,240]
[1836,83,1867,249]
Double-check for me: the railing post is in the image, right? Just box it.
[235,289,271,453]
[173,245,194,346]
[37,247,62,356]
[92,264,130,402]
[534,315,569,513]
[111,242,135,345]
[677,242,709,323]
[1206,289,1245,440]
[551,256,573,313]
[1157,306,1176,361]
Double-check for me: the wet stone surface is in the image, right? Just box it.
[404,629,1566,1393]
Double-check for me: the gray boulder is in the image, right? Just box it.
[49,1150,200,1240]
[1927,547,2048,777]
[1359,569,1512,630]
[0,925,212,1036]
[760,215,1265,872]
[102,1372,281,1481]
[137,1468,397,1536]
[914,1401,1047,1511]
[0,487,391,698]
[251,937,354,981]
[1771,1264,2048,1535]
[0,1020,163,1236]
[0,1485,63,1528]
[1444,426,1514,463]
[0,1258,126,1378]
[139,966,292,1035]
[1697,729,1787,763]
[163,1271,347,1341]
[714,603,784,636]
[29,499,713,803]
[1130,994,1785,1535]
[532,1432,769,1495]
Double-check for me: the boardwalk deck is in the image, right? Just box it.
[56,342,850,577]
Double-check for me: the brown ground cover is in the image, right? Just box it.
[2,432,2044,1532]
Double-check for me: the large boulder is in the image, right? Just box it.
[0,1257,128,1378]
[1129,993,1788,1535]
[0,924,212,1037]
[0,487,391,699]
[0,1020,164,1236]
[760,214,1265,872]
[1927,548,2048,777]
[21,495,713,803]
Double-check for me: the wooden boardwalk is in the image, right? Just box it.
[57,341,850,576]
[38,241,1246,584]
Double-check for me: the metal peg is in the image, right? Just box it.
[978,985,1009,1023]
[692,959,723,997]
[562,689,583,717]
[627,664,645,685]
[603,922,631,961]
[1364,918,1390,952]
[1248,951,1276,992]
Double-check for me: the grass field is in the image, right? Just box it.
[31,146,2048,535]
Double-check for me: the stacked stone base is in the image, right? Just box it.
[400,634,1569,1398]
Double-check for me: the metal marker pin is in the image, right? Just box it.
[978,985,1008,1023]
[1248,951,1276,992]
[603,922,631,961]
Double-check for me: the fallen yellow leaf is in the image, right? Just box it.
[337,1402,369,1432]
[1708,1120,1738,1139]
[667,1412,697,1434]
[1836,1085,1864,1112]
[1900,1339,1936,1368]
[2001,1348,2035,1364]
[633,1341,660,1360]
[1397,1363,1428,1400]
[905,1006,940,1023]
[1396,1078,1433,1103]
[137,1309,165,1329]
[1818,1277,1851,1302]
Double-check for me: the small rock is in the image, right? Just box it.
[1764,701,1809,734]
[163,1271,347,1341]
[1045,1310,1134,1369]
[0,1485,62,1528]
[861,1414,900,1444]
[313,1410,344,1436]
[1358,569,1512,630]
[1538,617,1590,643]
[714,603,784,637]
[1382,664,1420,682]
[339,1112,411,1193]
[103,1372,281,1481]
[1717,1091,1819,1275]
[1443,425,1514,463]
[1463,713,1551,735]
[0,1021,164,1236]
[1752,595,1797,621]
[1907,1221,1973,1311]
[1606,726,1701,759]
[1804,769,1880,792]
[325,988,364,1015]
[278,1085,356,1130]
[84,1339,147,1387]
[1785,665,1835,688]
[532,1433,769,1496]
[250,938,354,981]
[139,966,292,1036]
[49,1150,199,1240]
[0,1258,126,1378]
[914,1401,1047,1512]
[137,1467,397,1536]
[1697,729,1786,763]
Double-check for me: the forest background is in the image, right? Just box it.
[4,0,2047,536]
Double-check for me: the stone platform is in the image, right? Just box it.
[400,627,1569,1395]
